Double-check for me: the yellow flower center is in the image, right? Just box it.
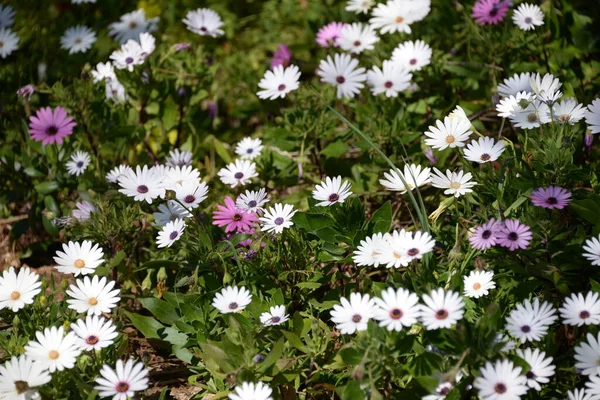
[445,136,456,144]
[48,350,59,360]
[449,182,461,189]
[473,282,481,290]
[88,297,98,306]
[10,291,20,300]
[395,16,404,23]
[74,259,86,269]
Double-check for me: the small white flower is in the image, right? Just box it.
[110,39,144,72]
[373,287,420,332]
[260,306,289,326]
[229,382,273,400]
[583,235,600,266]
[516,348,555,391]
[510,100,551,129]
[345,0,374,14]
[559,292,600,326]
[108,9,158,44]
[71,315,118,351]
[391,39,432,72]
[551,98,586,125]
[72,200,96,222]
[430,168,477,198]
[0,28,19,59]
[156,218,186,248]
[60,25,96,54]
[369,0,431,34]
[330,293,376,334]
[312,176,352,206]
[0,4,15,29]
[24,326,82,372]
[367,60,412,97]
[0,356,51,400]
[236,188,270,214]
[66,276,121,315]
[0,267,41,312]
[165,149,193,168]
[138,32,155,58]
[585,98,600,134]
[379,164,431,193]
[260,203,296,234]
[212,286,252,314]
[66,150,91,176]
[575,332,600,376]
[463,137,505,164]
[512,3,544,31]
[424,116,472,151]
[378,229,435,268]
[106,165,133,183]
[183,8,224,37]
[118,165,166,204]
[218,160,258,188]
[419,288,464,330]
[338,23,379,54]
[423,381,455,400]
[153,200,191,226]
[235,137,264,160]
[496,91,531,118]
[95,359,149,400]
[463,270,495,298]
[257,65,301,100]
[530,73,562,105]
[567,389,592,400]
[92,61,117,83]
[474,359,528,400]
[316,53,367,99]
[505,298,557,342]
[162,166,201,190]
[497,72,533,98]
[53,240,104,276]
[352,232,387,267]
[448,105,471,126]
[105,78,128,103]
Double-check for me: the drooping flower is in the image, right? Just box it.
[270,44,292,69]
[430,168,477,198]
[496,219,532,251]
[156,218,186,248]
[373,287,420,332]
[28,106,77,145]
[559,292,600,327]
[95,359,149,400]
[260,203,296,234]
[338,23,379,54]
[260,306,289,326]
[380,164,431,193]
[24,326,82,372]
[106,165,133,184]
[315,22,346,48]
[213,197,259,233]
[153,201,191,226]
[0,356,51,400]
[165,149,193,168]
[391,40,432,72]
[66,150,91,176]
[212,286,252,314]
[352,232,387,267]
[471,0,511,26]
[60,25,97,54]
[218,160,258,188]
[257,65,301,100]
[0,267,41,312]
[108,9,158,44]
[71,315,119,351]
[512,3,544,31]
[463,270,496,298]
[469,218,502,250]
[229,382,273,400]
[473,359,528,400]
[312,176,352,206]
[316,53,367,99]
[17,84,36,100]
[367,60,412,97]
[53,240,104,276]
[530,186,572,209]
[66,276,121,315]
[330,293,376,334]
[183,8,224,38]
[419,288,465,330]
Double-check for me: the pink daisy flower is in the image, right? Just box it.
[212,196,259,233]
[28,106,77,145]
[270,44,292,70]
[316,22,347,48]
[469,218,502,250]
[530,186,572,210]
[471,0,511,26]
[496,219,532,251]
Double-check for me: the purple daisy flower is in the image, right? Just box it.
[316,22,347,48]
[530,186,572,210]
[471,0,511,26]
[270,44,292,70]
[28,106,77,146]
[469,218,502,250]
[496,219,532,251]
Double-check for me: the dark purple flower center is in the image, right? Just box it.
[521,325,531,333]
[184,194,195,203]
[407,248,419,256]
[508,232,519,241]
[233,213,242,221]
[480,153,491,161]
[125,57,134,64]
[328,193,339,202]
[137,185,149,194]
[409,58,417,65]
[85,335,99,345]
[435,309,448,320]
[278,84,286,91]
[271,316,281,323]
[248,200,257,208]
[439,387,450,395]
[524,17,532,24]
[494,383,506,394]
[384,81,393,88]
[47,126,58,135]
[274,217,284,225]
[546,197,558,205]
[336,76,345,84]
[116,382,130,393]
[352,314,362,323]
[353,40,361,47]
[482,230,492,239]
[246,148,253,154]
[169,231,178,240]
[580,310,591,319]
[234,172,244,179]
[389,308,403,320]
[200,27,207,32]
[228,302,238,310]
[526,371,535,379]
[76,161,84,168]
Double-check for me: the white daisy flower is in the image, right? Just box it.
[316,53,367,99]
[463,137,505,164]
[505,298,557,342]
[235,137,264,160]
[422,381,455,400]
[118,165,166,204]
[496,91,532,118]
[65,150,91,176]
[474,359,528,400]
[218,159,258,188]
[108,9,158,44]
[260,305,289,326]
[516,348,555,391]
[0,267,41,312]
[212,286,252,314]
[72,200,96,222]
[66,276,121,315]
[583,235,600,265]
[71,315,118,351]
[165,149,193,168]
[419,288,464,330]
[174,181,208,209]
[110,39,144,72]
[183,8,224,37]
[60,25,96,54]
[391,39,432,72]
[257,65,301,100]
[352,232,387,267]
[156,218,186,248]
[330,293,376,334]
[236,188,270,214]
[0,28,19,58]
[377,230,414,269]
[509,100,551,129]
[338,23,379,54]
[551,98,586,125]
[138,32,155,58]
[463,270,495,298]
[559,292,600,326]
[430,168,477,198]
[567,389,592,400]
[373,287,420,332]
[150,164,169,180]
[106,165,133,183]
[153,200,191,226]
[229,382,273,400]
[106,79,128,103]
[53,240,104,276]
[24,326,81,372]
[162,166,201,190]
[260,203,296,234]
[448,105,471,125]
[345,0,374,14]
[530,73,562,105]
[369,0,430,34]
[0,356,51,400]
[0,4,15,29]
[92,62,116,83]
[585,98,600,134]
[575,332,600,376]
[312,176,352,206]
[424,116,472,151]
[497,72,533,98]
[367,60,412,97]
[95,359,149,400]
[379,164,431,193]
[586,376,600,399]
[512,3,544,31]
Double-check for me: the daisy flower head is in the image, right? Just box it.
[530,73,562,105]
[212,286,252,314]
[0,4,15,29]
[60,25,96,54]
[92,62,116,83]
[463,270,496,298]
[367,60,412,98]
[505,298,557,342]
[587,376,600,399]
[183,8,224,37]
[108,9,158,44]
[423,381,455,400]
[260,203,296,234]
[430,168,477,198]
[66,150,91,176]
[71,315,118,351]
[110,39,144,72]
[498,72,534,98]
[166,149,193,168]
[236,137,263,160]
[72,200,96,222]
[316,53,367,99]
[419,288,465,330]
[0,28,18,58]
[369,0,431,35]
[28,106,76,146]
[379,164,431,193]
[95,359,149,400]
[474,359,528,400]
[24,326,81,372]
[270,44,291,70]
[496,91,532,118]
[236,188,269,214]
[156,218,186,248]
[106,165,133,184]
[330,293,376,334]
[551,98,586,124]
[118,165,166,204]
[175,180,209,209]
[338,23,379,54]
[469,218,502,250]
[213,196,259,233]
[391,40,432,72]
[66,276,121,315]
[229,382,273,400]
[509,99,551,129]
[575,332,600,376]
[53,240,104,276]
[530,186,572,210]
[463,137,505,164]
[513,3,544,31]
[153,200,191,226]
[162,165,201,190]
[257,64,301,100]
[316,22,346,48]
[0,267,41,312]
[260,305,289,326]
[560,292,600,326]
[585,98,600,134]
[496,219,532,251]
[373,287,420,332]
[583,235,600,266]
[345,0,373,14]
[312,176,352,206]
[352,232,387,267]
[218,159,258,188]
[424,116,472,151]
[374,230,410,269]
[0,356,51,400]
[471,0,511,26]
[402,230,436,261]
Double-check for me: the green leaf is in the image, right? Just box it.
[571,197,600,226]
[138,297,180,325]
[137,260,181,272]
[339,381,365,400]
[35,181,59,194]
[339,347,362,365]
[281,331,311,354]
[124,311,165,340]
[296,282,321,290]
[258,337,285,373]
[371,201,392,234]
[320,141,349,158]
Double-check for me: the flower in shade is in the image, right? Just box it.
[330,293,376,334]
[71,315,118,351]
[463,137,505,164]
[95,359,149,400]
[505,298,556,342]
[260,306,289,326]
[260,203,296,234]
[566,389,592,400]
[66,150,91,176]
[0,356,51,400]
[463,270,495,298]
[583,235,600,266]
[212,286,252,314]
[0,28,19,58]
[585,98,600,134]
[345,0,374,14]
[0,4,15,29]
[317,53,367,99]
[257,65,301,100]
[391,40,432,72]
[471,0,511,26]
[316,22,346,48]
[496,219,532,251]
[469,218,502,250]
[474,360,528,400]
[338,23,379,54]
[270,44,291,69]
[498,72,533,98]
[218,160,258,188]
[367,60,412,98]
[419,288,464,330]
[312,176,352,206]
[559,292,600,327]
[156,218,186,248]
[213,196,259,233]
[496,91,532,118]
[72,200,96,222]
[512,3,544,31]
[153,201,191,226]
[28,106,77,145]
[0,267,41,312]
[530,73,562,105]
[530,186,571,209]
[430,168,477,198]
[587,378,600,400]
[510,100,551,129]
[424,116,472,151]
[109,9,158,44]
[60,25,97,54]
[66,276,120,315]
[575,332,600,376]
[380,164,431,194]
[229,382,273,400]
[551,98,586,125]
[53,240,104,276]
[423,381,456,400]
[183,8,224,37]
[24,326,81,372]
[373,287,420,332]
[17,84,36,100]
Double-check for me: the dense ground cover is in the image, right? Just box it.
[1,0,600,399]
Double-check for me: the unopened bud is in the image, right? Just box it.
[157,267,168,282]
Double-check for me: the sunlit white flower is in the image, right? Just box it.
[463,137,505,164]
[369,0,431,34]
[375,230,410,269]
[108,9,158,44]
[338,23,379,54]
[575,332,600,376]
[156,218,186,248]
[0,356,51,400]
[316,53,367,99]
[330,293,376,334]
[513,3,544,31]
[71,315,118,351]
[66,150,91,176]
[0,267,41,312]
[162,166,201,190]
[183,8,224,37]
[559,292,600,327]
[530,73,562,105]
[95,359,149,400]
[312,176,352,206]
[345,0,374,14]
[106,165,133,183]
[583,235,600,266]
[118,165,166,204]
[373,287,419,332]
[212,286,252,314]
[173,181,208,209]
[424,116,472,151]
[236,188,270,214]
[352,232,387,267]
[463,270,495,298]
[0,4,15,29]
[367,60,412,97]
[165,149,193,168]
[430,168,476,198]
[260,306,289,326]
[379,164,431,193]
[153,201,191,226]
[257,65,301,100]
[419,288,464,330]
[474,359,528,400]
[260,203,296,234]
[585,98,600,134]
[24,326,81,372]
[218,159,258,188]
[235,138,264,160]
[66,276,121,315]
[498,72,533,98]
[551,98,586,125]
[509,100,551,129]
[391,40,432,72]
[53,240,104,276]
[229,382,273,400]
[0,28,19,58]
[505,298,557,342]
[516,348,554,391]
[448,105,471,125]
[496,91,531,118]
